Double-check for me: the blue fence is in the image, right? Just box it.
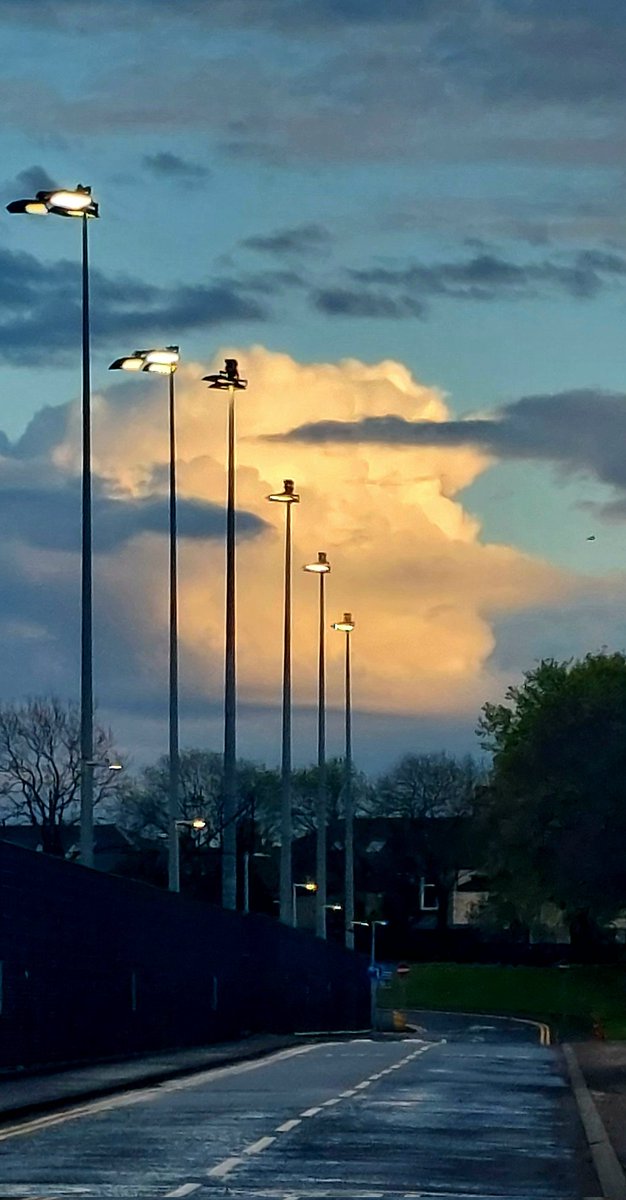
[0,840,370,1069]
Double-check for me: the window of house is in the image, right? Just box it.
[420,879,439,911]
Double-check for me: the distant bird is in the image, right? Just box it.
[586,535,596,541]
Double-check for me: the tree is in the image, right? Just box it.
[0,697,120,855]
[372,752,482,930]
[116,750,281,847]
[477,652,626,946]
[290,758,372,838]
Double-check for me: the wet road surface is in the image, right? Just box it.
[0,1014,596,1200]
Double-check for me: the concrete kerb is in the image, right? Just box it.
[563,1043,626,1200]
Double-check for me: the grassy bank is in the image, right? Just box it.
[378,963,626,1039]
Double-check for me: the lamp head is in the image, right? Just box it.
[202,358,248,390]
[332,612,355,633]
[304,551,331,574]
[110,347,179,375]
[267,478,300,504]
[7,185,100,219]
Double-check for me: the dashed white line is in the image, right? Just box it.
[165,1184,201,1197]
[276,1117,302,1132]
[301,1106,323,1117]
[321,1097,341,1107]
[354,1081,371,1090]
[244,1135,277,1155]
[207,1156,243,1178]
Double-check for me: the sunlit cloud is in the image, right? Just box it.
[0,347,579,752]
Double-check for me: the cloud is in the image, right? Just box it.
[242,224,332,258]
[6,2,626,172]
[143,151,210,183]
[274,387,626,514]
[2,165,59,203]
[0,246,269,365]
[312,250,626,318]
[0,347,579,745]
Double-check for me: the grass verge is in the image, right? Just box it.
[378,962,626,1039]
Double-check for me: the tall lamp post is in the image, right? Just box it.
[7,184,100,867]
[109,346,181,890]
[332,612,355,948]
[303,552,331,938]
[203,360,248,910]
[267,480,300,925]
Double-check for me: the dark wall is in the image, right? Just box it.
[0,841,369,1069]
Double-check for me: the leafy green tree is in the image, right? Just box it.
[477,652,626,946]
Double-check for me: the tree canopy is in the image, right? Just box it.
[477,652,626,941]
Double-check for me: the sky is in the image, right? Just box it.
[1,0,626,774]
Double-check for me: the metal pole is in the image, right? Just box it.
[344,631,354,948]
[316,570,327,938]
[79,213,94,868]
[168,370,181,892]
[243,850,250,914]
[222,384,238,909]
[280,503,294,925]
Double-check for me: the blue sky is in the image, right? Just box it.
[2,0,626,772]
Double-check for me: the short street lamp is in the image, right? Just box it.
[7,184,99,869]
[293,880,317,929]
[303,552,331,939]
[332,612,356,949]
[267,480,300,925]
[202,360,248,912]
[109,346,181,893]
[353,918,388,1029]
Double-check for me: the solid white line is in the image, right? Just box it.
[276,1117,302,1132]
[301,1106,322,1117]
[244,1135,276,1155]
[207,1156,243,1178]
[165,1184,201,1197]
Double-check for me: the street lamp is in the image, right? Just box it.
[8,184,99,868]
[173,817,206,893]
[353,918,388,1029]
[293,880,317,929]
[267,479,300,925]
[303,551,331,939]
[109,346,181,892]
[332,612,355,949]
[202,359,248,911]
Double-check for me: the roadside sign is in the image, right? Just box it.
[367,964,382,980]
[396,962,411,976]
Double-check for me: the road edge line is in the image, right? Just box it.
[563,1043,626,1200]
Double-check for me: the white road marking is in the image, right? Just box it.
[244,1136,277,1155]
[339,1088,357,1096]
[300,1106,322,1116]
[275,1117,302,1132]
[165,1183,201,1197]
[207,1156,243,1178]
[0,1043,323,1143]
[354,1080,371,1089]
[321,1097,341,1106]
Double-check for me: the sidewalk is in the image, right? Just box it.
[572,1040,626,1179]
[0,1034,299,1122]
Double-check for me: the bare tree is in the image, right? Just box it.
[375,752,480,820]
[0,697,120,855]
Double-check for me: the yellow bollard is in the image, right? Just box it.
[392,1009,407,1031]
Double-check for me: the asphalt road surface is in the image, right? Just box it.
[0,1013,597,1200]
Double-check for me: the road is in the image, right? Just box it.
[0,1013,596,1200]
